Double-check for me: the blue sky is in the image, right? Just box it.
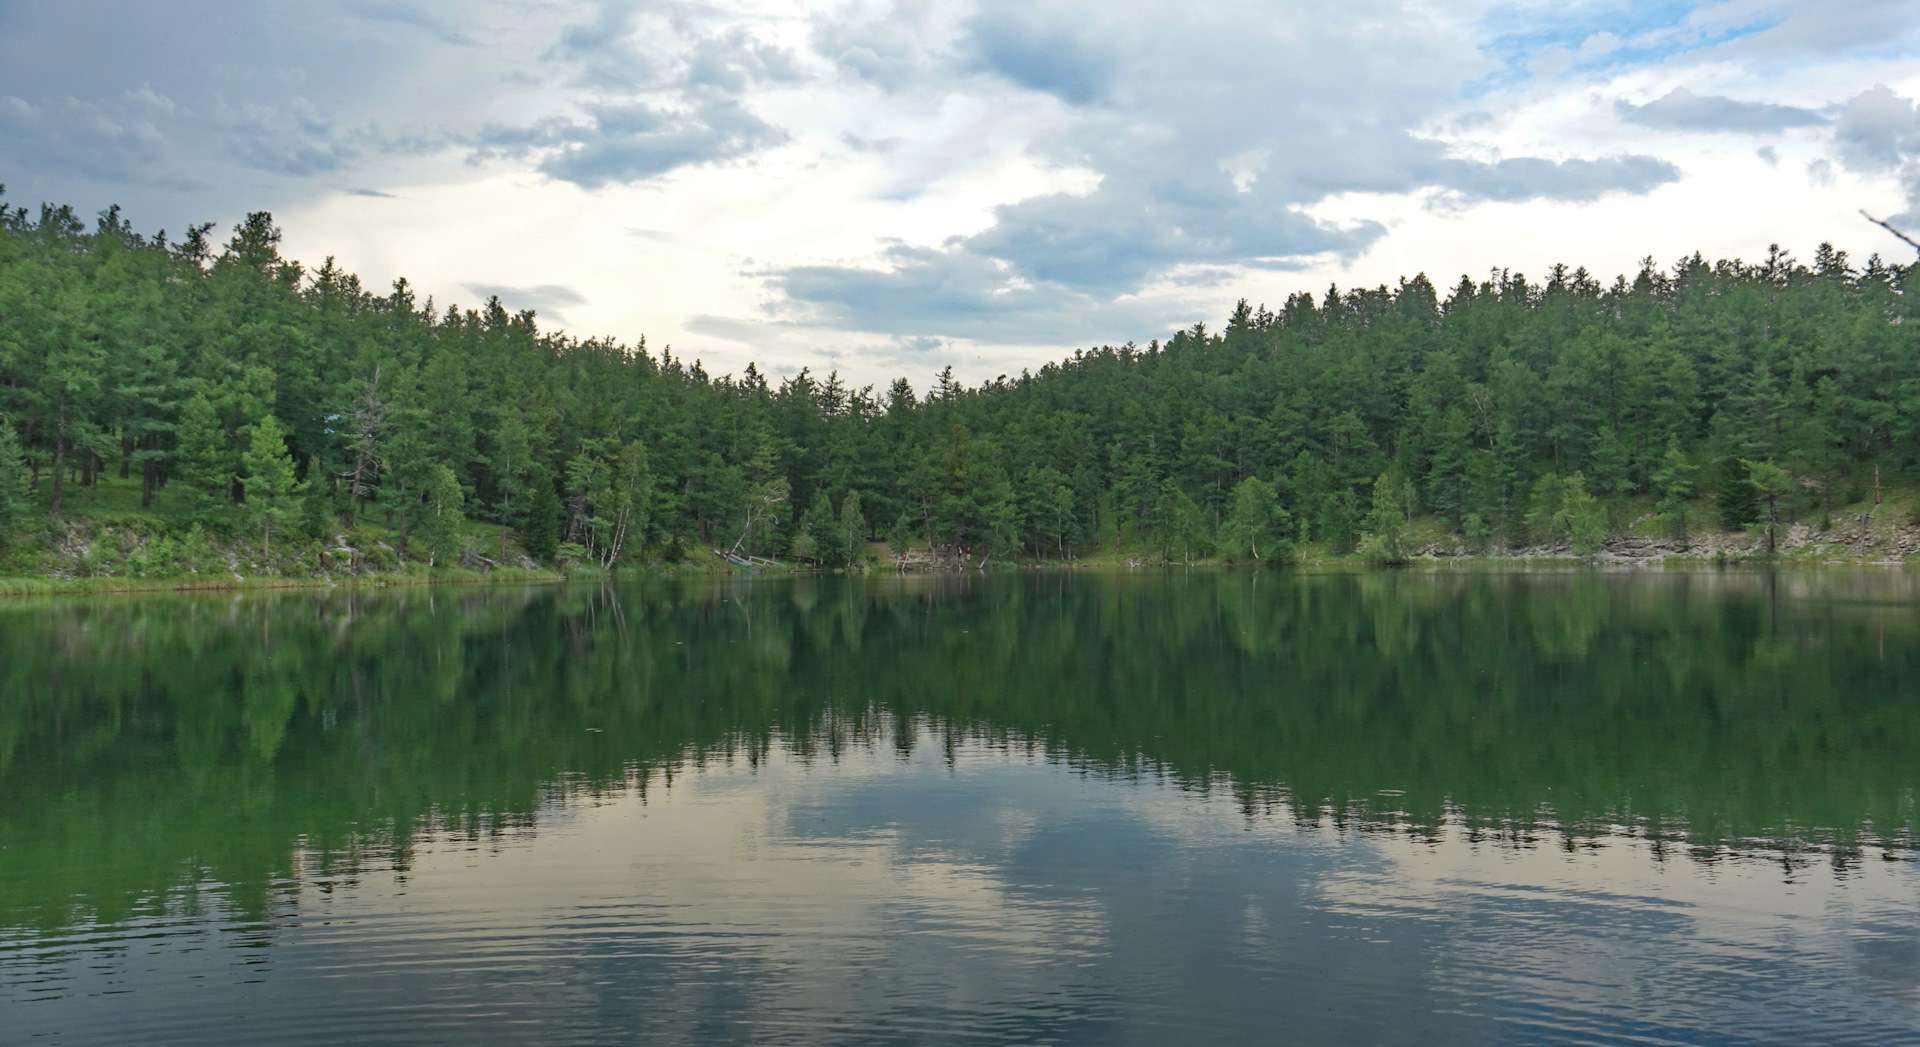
[2,0,1918,383]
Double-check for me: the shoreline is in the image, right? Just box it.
[7,552,1913,599]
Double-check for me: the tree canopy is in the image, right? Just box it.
[2,193,1916,567]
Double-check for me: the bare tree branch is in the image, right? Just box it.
[1862,210,1920,255]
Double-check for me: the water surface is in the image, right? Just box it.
[2,570,1918,1044]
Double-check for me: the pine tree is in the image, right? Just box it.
[889,509,917,557]
[299,454,334,540]
[1359,473,1410,564]
[523,466,561,565]
[240,413,303,557]
[1651,437,1696,541]
[1746,460,1795,553]
[1715,456,1759,530]
[1554,474,1607,555]
[838,489,866,565]
[797,490,834,565]
[420,464,465,567]
[0,420,31,545]
[173,393,232,520]
[1219,476,1284,564]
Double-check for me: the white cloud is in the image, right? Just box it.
[1,0,1917,385]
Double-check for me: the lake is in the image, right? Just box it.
[1,570,1917,1045]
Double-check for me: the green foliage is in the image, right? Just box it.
[1523,472,1563,544]
[0,420,30,544]
[420,464,465,566]
[523,468,561,565]
[889,510,916,557]
[1463,513,1492,554]
[1524,472,1607,553]
[1652,438,1697,541]
[1359,473,1411,564]
[838,490,866,566]
[1716,456,1759,530]
[173,393,233,522]
[1745,459,1796,552]
[240,413,304,556]
[1155,481,1210,563]
[1557,475,1607,555]
[1218,477,1287,564]
[1,200,1918,565]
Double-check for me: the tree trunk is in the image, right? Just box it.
[121,434,133,479]
[142,458,156,509]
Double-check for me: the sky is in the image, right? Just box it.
[3,0,1919,387]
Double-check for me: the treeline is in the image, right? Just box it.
[1,191,1917,567]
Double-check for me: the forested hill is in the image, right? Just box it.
[1,195,1917,572]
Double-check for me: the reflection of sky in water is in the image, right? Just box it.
[7,730,1919,1046]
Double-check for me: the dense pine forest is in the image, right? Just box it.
[1,192,1917,575]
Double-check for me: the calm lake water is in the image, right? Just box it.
[2,570,1918,1045]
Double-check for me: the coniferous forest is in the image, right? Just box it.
[2,193,1918,576]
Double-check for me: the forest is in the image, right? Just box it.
[1,191,1917,573]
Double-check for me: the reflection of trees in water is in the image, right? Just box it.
[1,570,1917,932]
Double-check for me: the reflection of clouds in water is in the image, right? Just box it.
[1309,823,1920,1042]
[8,729,1920,1045]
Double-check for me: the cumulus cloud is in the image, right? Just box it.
[1833,85,1920,170]
[1832,85,1920,222]
[0,90,189,189]
[469,6,803,188]
[1617,87,1827,134]
[768,0,1680,336]
[474,100,785,188]
[965,10,1115,105]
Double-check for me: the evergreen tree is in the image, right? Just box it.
[1219,476,1284,564]
[523,466,561,565]
[1746,460,1795,553]
[1359,473,1410,564]
[1652,438,1696,541]
[1716,457,1760,530]
[1554,474,1607,555]
[0,420,30,544]
[420,464,465,566]
[890,506,924,558]
[173,393,233,520]
[299,454,334,540]
[838,489,866,566]
[240,413,303,556]
[3,195,1920,569]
